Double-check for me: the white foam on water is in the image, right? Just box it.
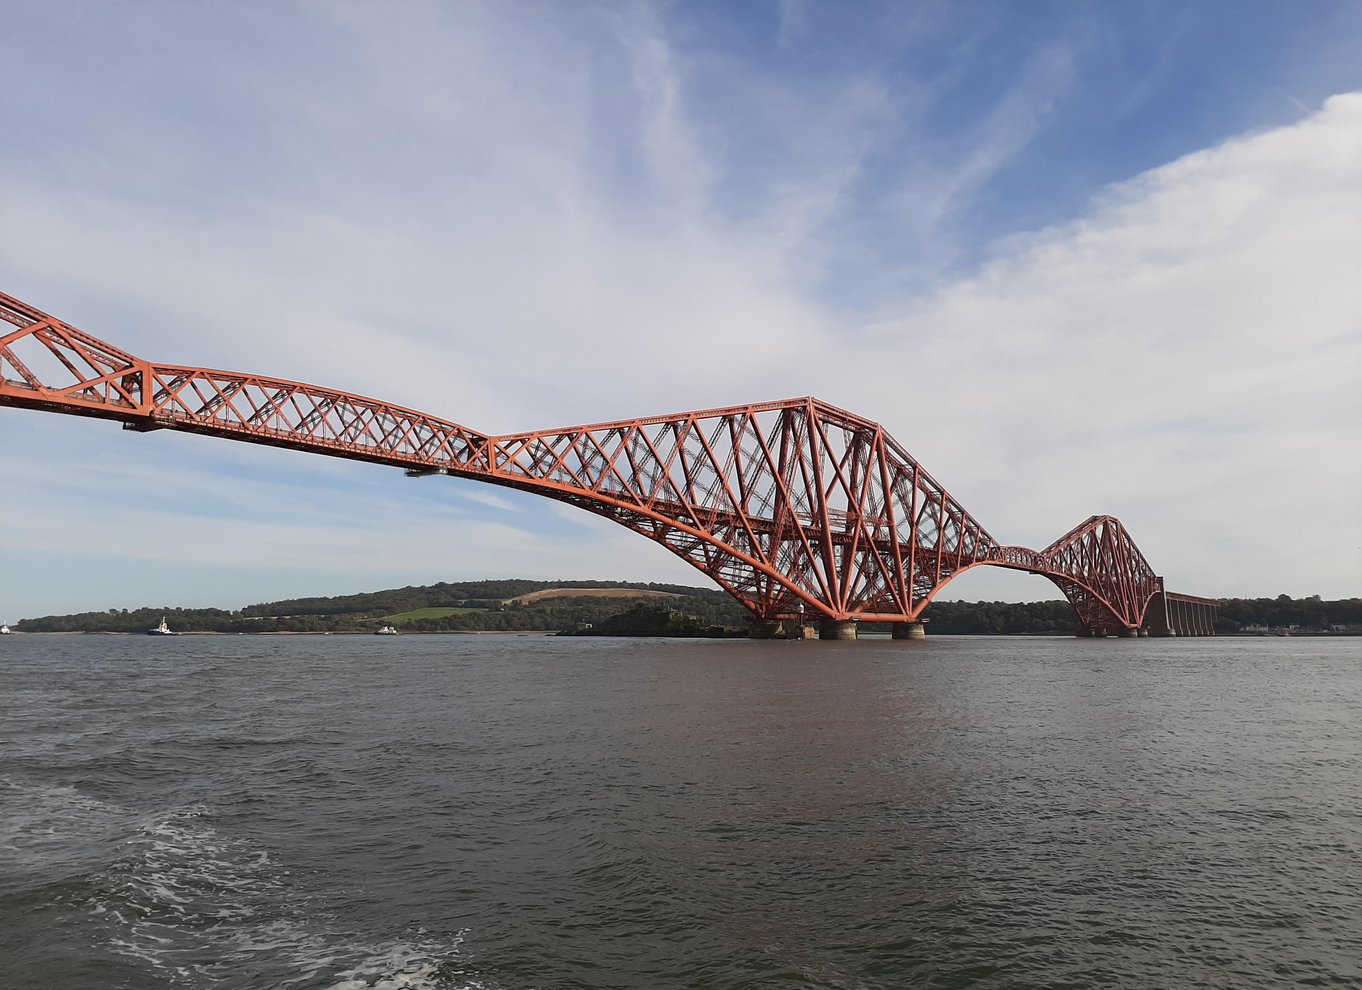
[86,803,488,988]
[0,777,133,867]
[268,926,471,990]
[2,780,492,987]
[316,942,461,990]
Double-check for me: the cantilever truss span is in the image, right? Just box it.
[1,290,1213,634]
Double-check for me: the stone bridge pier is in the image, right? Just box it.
[1147,591,1220,637]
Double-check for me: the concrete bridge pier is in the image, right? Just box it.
[750,619,820,639]
[891,622,926,640]
[1148,590,1219,637]
[748,619,786,639]
[819,620,859,640]
[1118,627,1140,638]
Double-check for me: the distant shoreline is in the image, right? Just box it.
[6,629,1358,638]
[5,629,561,637]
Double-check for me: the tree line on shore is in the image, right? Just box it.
[11,582,1359,635]
[12,580,748,634]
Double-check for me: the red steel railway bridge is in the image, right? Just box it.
[1,290,1218,639]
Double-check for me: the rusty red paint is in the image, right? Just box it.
[1,290,1214,632]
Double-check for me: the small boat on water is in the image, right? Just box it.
[147,617,179,636]
[0,622,11,635]
[375,625,399,636]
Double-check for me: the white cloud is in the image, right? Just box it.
[857,93,1362,599]
[887,41,1078,237]
[2,8,1359,618]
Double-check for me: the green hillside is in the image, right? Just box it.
[14,580,750,634]
[12,586,1359,637]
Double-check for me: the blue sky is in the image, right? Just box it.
[2,0,1360,618]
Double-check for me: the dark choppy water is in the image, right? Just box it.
[2,632,1360,989]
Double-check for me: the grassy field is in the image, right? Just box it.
[380,591,683,624]
[506,588,684,604]
[382,607,485,624]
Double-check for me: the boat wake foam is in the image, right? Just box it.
[2,780,489,989]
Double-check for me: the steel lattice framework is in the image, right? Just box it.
[1,290,1200,632]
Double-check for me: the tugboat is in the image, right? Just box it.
[375,625,399,636]
[147,616,179,636]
